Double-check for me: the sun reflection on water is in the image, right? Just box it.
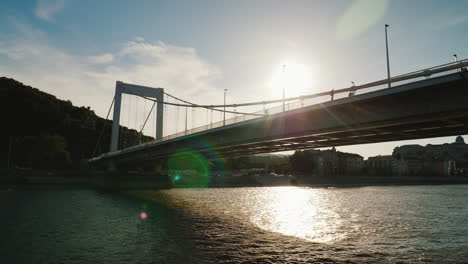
[155,187,349,244]
[250,187,345,243]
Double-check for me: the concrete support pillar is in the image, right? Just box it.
[110,83,122,152]
[156,94,164,140]
[109,81,164,152]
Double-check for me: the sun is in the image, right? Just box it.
[270,62,315,98]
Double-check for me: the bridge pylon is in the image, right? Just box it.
[110,81,164,152]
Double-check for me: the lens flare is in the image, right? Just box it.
[167,148,211,188]
[336,0,389,40]
[140,211,148,220]
[167,137,227,187]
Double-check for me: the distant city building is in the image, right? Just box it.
[297,136,468,178]
[343,152,365,175]
[364,136,468,177]
[366,155,394,176]
[291,148,363,177]
[319,147,363,177]
[390,136,468,177]
[310,155,324,177]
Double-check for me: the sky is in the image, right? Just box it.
[1,0,468,158]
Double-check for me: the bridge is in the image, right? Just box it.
[89,60,468,170]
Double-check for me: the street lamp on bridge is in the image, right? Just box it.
[385,24,391,88]
[282,64,286,112]
[223,88,228,126]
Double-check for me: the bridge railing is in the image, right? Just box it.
[103,59,468,156]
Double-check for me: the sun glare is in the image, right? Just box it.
[270,62,315,98]
[250,187,344,243]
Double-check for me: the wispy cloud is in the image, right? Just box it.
[34,0,66,22]
[134,36,145,42]
[87,53,114,64]
[336,0,389,40]
[436,15,468,29]
[0,23,222,121]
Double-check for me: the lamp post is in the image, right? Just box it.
[185,107,188,135]
[385,24,391,88]
[223,89,227,126]
[349,81,355,97]
[282,64,286,112]
[385,24,392,88]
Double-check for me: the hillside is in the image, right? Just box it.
[0,77,152,169]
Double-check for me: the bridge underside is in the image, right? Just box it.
[90,72,468,169]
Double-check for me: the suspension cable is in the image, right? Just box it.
[92,96,115,156]
[134,96,138,130]
[192,108,195,129]
[157,59,468,109]
[139,101,157,133]
[163,94,167,136]
[175,106,179,133]
[138,95,265,117]
[127,95,131,130]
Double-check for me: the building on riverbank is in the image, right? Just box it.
[290,148,364,178]
[366,155,394,176]
[365,136,467,177]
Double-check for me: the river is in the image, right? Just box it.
[1,185,467,263]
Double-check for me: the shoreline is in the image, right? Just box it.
[2,181,467,190]
[1,169,467,190]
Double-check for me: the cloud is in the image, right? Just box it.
[134,36,145,42]
[0,23,222,122]
[336,0,389,40]
[87,53,114,64]
[436,15,468,29]
[34,0,66,22]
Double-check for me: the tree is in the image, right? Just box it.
[16,134,71,169]
[289,150,315,173]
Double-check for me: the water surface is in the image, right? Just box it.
[1,185,467,263]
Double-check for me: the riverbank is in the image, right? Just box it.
[0,169,171,190]
[1,169,467,190]
[294,175,468,187]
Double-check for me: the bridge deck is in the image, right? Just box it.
[90,71,468,167]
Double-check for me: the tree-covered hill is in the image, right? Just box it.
[0,77,152,169]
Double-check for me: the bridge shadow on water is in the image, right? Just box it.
[0,189,194,264]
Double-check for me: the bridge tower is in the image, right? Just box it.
[110,81,164,152]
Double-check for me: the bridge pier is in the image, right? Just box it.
[110,81,164,152]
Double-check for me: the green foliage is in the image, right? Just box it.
[16,134,71,169]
